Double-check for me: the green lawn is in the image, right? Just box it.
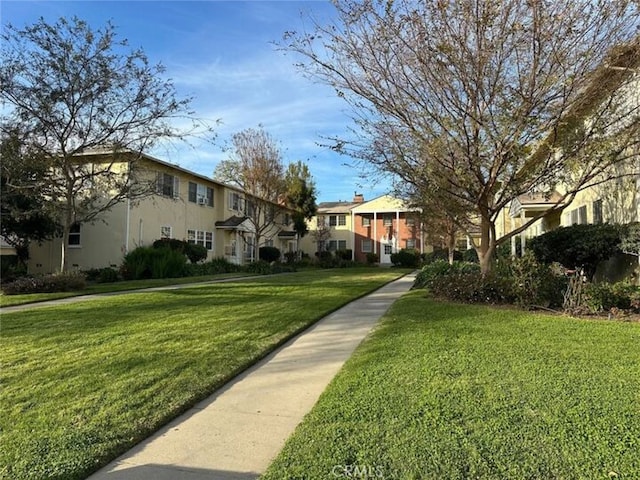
[0,272,254,307]
[0,268,406,480]
[263,292,640,480]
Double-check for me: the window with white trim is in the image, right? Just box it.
[406,217,416,226]
[68,223,81,246]
[361,239,372,253]
[329,215,337,226]
[189,182,214,206]
[338,215,346,226]
[187,229,214,250]
[157,172,179,198]
[160,225,172,239]
[406,238,416,249]
[361,216,371,227]
[384,244,393,255]
[228,192,243,212]
[383,214,393,226]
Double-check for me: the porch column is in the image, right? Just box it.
[373,211,377,255]
[396,210,400,251]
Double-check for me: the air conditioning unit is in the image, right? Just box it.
[198,197,207,205]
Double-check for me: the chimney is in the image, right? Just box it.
[353,192,364,203]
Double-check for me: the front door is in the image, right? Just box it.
[380,236,395,264]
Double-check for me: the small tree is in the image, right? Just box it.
[1,17,206,272]
[214,127,288,261]
[284,160,318,252]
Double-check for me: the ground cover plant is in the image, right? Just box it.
[0,268,406,480]
[263,292,640,479]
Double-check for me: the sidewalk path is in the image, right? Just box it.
[87,272,415,480]
[0,274,269,314]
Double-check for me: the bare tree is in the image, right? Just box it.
[1,17,208,272]
[283,0,640,274]
[214,127,287,261]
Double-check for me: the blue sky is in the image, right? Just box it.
[1,1,390,203]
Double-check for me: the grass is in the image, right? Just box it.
[263,292,640,480]
[0,268,407,480]
[0,272,253,307]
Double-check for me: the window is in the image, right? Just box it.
[383,214,393,226]
[406,238,416,249]
[246,200,255,217]
[265,239,274,247]
[68,223,81,246]
[361,216,371,227]
[157,172,178,198]
[190,183,214,206]
[188,182,197,203]
[384,244,393,255]
[570,205,588,225]
[362,239,373,253]
[329,215,337,226]
[161,225,172,239]
[317,216,326,228]
[406,217,416,226]
[228,192,243,211]
[338,215,346,226]
[592,199,603,224]
[283,213,290,225]
[328,240,347,251]
[187,229,213,250]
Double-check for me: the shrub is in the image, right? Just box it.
[284,251,298,264]
[259,246,281,263]
[152,238,186,252]
[583,282,640,313]
[413,260,479,289]
[390,248,421,268]
[315,250,332,261]
[121,246,186,280]
[366,252,379,265]
[184,243,208,264]
[422,249,463,264]
[185,257,240,276]
[462,248,479,263]
[1,272,86,295]
[335,249,353,261]
[428,271,515,304]
[529,224,623,280]
[508,253,567,308]
[97,267,120,283]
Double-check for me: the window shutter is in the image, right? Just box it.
[173,176,179,198]
[156,172,162,194]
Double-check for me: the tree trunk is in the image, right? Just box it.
[476,216,496,276]
[446,229,456,265]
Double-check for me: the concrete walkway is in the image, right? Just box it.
[87,273,415,480]
[0,274,270,314]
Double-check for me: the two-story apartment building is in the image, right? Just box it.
[300,193,427,264]
[28,151,294,273]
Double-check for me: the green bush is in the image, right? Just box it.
[121,246,186,280]
[185,257,240,276]
[366,252,379,264]
[259,246,281,263]
[462,248,479,263]
[428,270,515,304]
[529,224,623,280]
[335,249,353,261]
[97,267,120,283]
[1,272,86,295]
[422,249,463,264]
[508,253,567,308]
[185,243,208,264]
[152,238,186,252]
[583,282,640,313]
[390,248,421,268]
[413,260,480,289]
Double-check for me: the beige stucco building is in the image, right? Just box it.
[28,152,295,273]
